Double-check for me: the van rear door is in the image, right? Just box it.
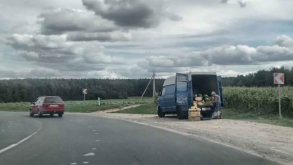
[217,76,224,106]
[175,73,189,107]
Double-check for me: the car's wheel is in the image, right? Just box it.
[38,109,43,118]
[58,113,63,117]
[158,107,165,118]
[177,107,187,119]
[29,109,34,117]
[50,113,54,117]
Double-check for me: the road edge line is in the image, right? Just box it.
[0,120,43,154]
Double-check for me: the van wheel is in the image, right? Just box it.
[58,113,63,117]
[38,109,43,118]
[50,113,54,117]
[29,109,34,117]
[158,107,165,118]
[177,107,187,119]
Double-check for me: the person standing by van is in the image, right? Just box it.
[211,91,221,119]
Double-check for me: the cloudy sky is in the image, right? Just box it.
[1,0,293,79]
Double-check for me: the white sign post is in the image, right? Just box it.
[82,88,88,101]
[98,97,100,106]
[273,73,284,119]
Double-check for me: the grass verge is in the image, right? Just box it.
[0,97,152,113]
[222,108,293,128]
[114,103,157,114]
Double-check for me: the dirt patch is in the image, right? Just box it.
[92,112,293,165]
[92,104,141,113]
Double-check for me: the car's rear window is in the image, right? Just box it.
[44,97,63,103]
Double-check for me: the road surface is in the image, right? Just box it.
[0,112,278,165]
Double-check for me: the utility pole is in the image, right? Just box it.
[140,71,156,100]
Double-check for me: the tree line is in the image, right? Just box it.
[222,67,293,87]
[0,79,164,103]
[1,67,291,103]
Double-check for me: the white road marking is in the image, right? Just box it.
[71,163,77,165]
[93,130,96,132]
[0,120,42,155]
[2,130,5,132]
[83,162,89,164]
[8,126,10,128]
[83,152,95,156]
[95,140,100,142]
[88,126,91,128]
[92,148,96,150]
[95,133,99,135]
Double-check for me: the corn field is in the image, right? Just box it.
[223,87,293,118]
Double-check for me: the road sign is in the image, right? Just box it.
[273,73,284,119]
[82,88,88,95]
[274,73,284,84]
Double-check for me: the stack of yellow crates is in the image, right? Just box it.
[188,101,201,121]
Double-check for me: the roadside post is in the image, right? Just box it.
[98,97,100,106]
[273,73,284,119]
[82,88,88,101]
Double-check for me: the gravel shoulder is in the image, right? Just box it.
[91,108,293,165]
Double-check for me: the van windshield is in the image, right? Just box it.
[177,82,187,91]
[44,97,63,103]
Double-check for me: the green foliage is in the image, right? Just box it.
[223,87,293,118]
[0,79,164,103]
[153,92,159,104]
[114,103,157,114]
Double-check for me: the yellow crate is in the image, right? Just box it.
[188,116,201,121]
[189,111,201,117]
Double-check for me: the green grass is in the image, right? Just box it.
[114,103,157,114]
[0,97,152,113]
[222,108,293,128]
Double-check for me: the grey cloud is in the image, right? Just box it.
[140,35,293,68]
[164,12,183,21]
[82,0,181,28]
[220,0,228,4]
[238,0,247,8]
[7,34,82,63]
[39,8,118,35]
[67,32,132,42]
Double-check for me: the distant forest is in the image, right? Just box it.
[222,67,293,87]
[0,67,291,103]
[0,79,164,103]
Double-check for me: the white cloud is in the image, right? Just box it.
[275,35,293,47]
[83,52,126,64]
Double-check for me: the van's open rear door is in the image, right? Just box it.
[175,73,189,107]
[217,76,224,106]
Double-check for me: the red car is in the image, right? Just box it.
[30,96,65,117]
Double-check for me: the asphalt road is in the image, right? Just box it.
[0,112,278,165]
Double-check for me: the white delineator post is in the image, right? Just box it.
[278,84,282,119]
[153,70,156,98]
[273,73,284,119]
[98,97,100,106]
[82,88,88,101]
